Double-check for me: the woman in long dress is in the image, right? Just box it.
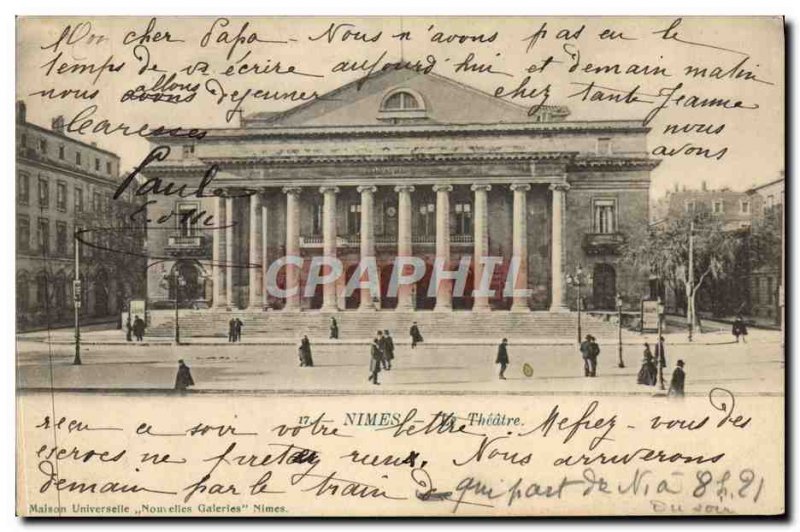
[637,343,658,386]
[298,335,314,367]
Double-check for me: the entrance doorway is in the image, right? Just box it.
[592,263,616,310]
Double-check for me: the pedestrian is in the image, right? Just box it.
[369,335,382,385]
[637,343,657,386]
[382,330,394,370]
[330,317,339,339]
[298,335,314,367]
[133,315,145,342]
[125,314,133,342]
[174,359,195,391]
[580,334,599,377]
[732,315,748,343]
[496,338,510,380]
[376,330,386,367]
[668,359,686,397]
[235,317,244,342]
[410,321,424,349]
[228,318,236,343]
[589,335,600,377]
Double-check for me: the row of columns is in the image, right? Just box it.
[211,183,570,312]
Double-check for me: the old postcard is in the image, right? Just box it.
[15,16,785,517]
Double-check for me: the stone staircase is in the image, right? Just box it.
[142,310,619,340]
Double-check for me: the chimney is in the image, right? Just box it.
[16,101,26,123]
[701,181,707,192]
[51,115,65,134]
[674,183,679,193]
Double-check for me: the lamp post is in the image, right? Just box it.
[566,265,584,344]
[167,267,185,345]
[657,297,665,390]
[616,293,625,368]
[72,228,82,366]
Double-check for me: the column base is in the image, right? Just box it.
[472,303,491,312]
[433,304,452,312]
[549,304,570,312]
[511,303,530,313]
[321,305,339,313]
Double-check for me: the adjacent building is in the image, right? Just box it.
[747,174,784,324]
[143,70,659,316]
[650,180,761,229]
[16,101,146,330]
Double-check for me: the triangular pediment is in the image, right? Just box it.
[243,69,568,128]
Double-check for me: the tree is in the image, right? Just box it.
[623,210,744,334]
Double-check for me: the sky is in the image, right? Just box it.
[16,16,785,199]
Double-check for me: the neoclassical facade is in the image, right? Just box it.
[145,70,658,313]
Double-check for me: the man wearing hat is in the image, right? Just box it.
[669,360,686,397]
[496,338,510,380]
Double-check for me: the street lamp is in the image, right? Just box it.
[656,297,666,390]
[616,293,625,368]
[73,228,82,366]
[166,267,186,345]
[566,265,584,344]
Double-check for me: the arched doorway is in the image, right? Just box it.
[380,263,397,310]
[94,269,109,317]
[593,263,617,310]
[169,260,205,307]
[416,260,435,310]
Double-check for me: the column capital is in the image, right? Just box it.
[510,183,532,192]
[357,185,377,194]
[470,184,492,192]
[319,185,340,194]
[433,184,453,193]
[282,186,302,195]
[394,184,416,193]
[549,182,570,193]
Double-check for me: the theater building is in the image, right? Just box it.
[143,70,658,315]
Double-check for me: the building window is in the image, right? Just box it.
[176,202,199,236]
[36,272,48,307]
[347,203,361,235]
[93,191,101,213]
[766,194,775,210]
[17,172,29,205]
[106,161,112,174]
[685,200,695,213]
[74,186,83,213]
[419,202,436,236]
[39,138,47,154]
[311,202,323,236]
[593,198,617,234]
[454,201,472,235]
[596,137,613,155]
[56,181,67,211]
[37,218,49,254]
[17,216,30,252]
[56,222,67,255]
[740,200,750,214]
[38,177,49,209]
[95,157,100,171]
[58,145,65,160]
[20,133,27,148]
[381,91,421,111]
[712,199,724,214]
[75,151,82,166]
[182,145,195,158]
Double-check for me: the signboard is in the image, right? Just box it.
[129,299,146,319]
[640,299,660,331]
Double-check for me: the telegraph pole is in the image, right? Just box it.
[73,228,82,365]
[616,293,624,368]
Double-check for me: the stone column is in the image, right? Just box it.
[212,195,227,308]
[395,185,415,311]
[225,195,236,309]
[511,183,531,312]
[433,184,453,311]
[549,183,570,311]
[320,185,340,312]
[247,192,262,309]
[261,197,269,309]
[471,184,491,312]
[357,185,377,311]
[283,187,302,311]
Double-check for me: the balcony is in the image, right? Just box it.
[165,235,210,257]
[299,234,474,248]
[582,232,626,255]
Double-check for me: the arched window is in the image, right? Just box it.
[381,91,421,111]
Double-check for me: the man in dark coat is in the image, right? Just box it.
[410,322,423,349]
[382,330,395,370]
[298,335,313,367]
[125,314,133,342]
[732,316,748,343]
[330,317,339,339]
[369,336,383,385]
[228,318,236,343]
[133,315,145,342]
[496,338,509,380]
[588,336,600,377]
[669,359,686,397]
[235,318,244,342]
[655,335,667,388]
[579,334,594,377]
[174,359,195,391]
